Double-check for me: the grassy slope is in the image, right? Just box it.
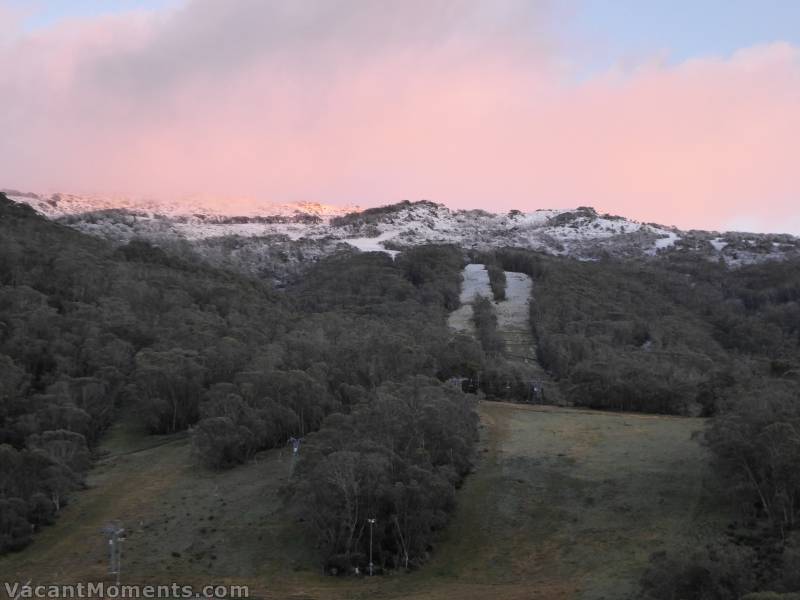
[424,403,728,599]
[0,403,727,600]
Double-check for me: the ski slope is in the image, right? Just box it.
[449,263,550,383]
[447,264,492,334]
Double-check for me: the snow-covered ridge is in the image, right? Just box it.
[5,190,799,274]
[327,201,683,258]
[1,190,359,222]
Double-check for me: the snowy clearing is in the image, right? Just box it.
[654,232,680,250]
[710,238,728,251]
[458,263,492,303]
[495,272,536,362]
[448,264,491,333]
[448,264,550,381]
[344,230,400,258]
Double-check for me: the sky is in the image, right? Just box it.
[1,1,799,233]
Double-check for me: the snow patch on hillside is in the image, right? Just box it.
[3,190,358,222]
[343,230,400,258]
[710,238,728,251]
[458,264,493,303]
[448,264,492,334]
[654,232,680,250]
[6,189,799,270]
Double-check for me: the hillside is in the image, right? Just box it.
[0,192,482,576]
[2,191,799,598]
[0,402,725,600]
[6,191,800,286]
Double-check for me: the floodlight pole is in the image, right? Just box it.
[367,518,376,576]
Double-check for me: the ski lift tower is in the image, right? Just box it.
[287,436,303,477]
[102,522,126,586]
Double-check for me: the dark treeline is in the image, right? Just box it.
[192,244,478,472]
[485,264,506,301]
[471,295,504,357]
[288,377,477,573]
[531,255,727,415]
[508,251,799,417]
[192,245,486,570]
[0,195,289,552]
[329,200,437,229]
[0,194,482,567]
[279,245,481,572]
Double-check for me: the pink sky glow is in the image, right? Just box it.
[1,1,799,233]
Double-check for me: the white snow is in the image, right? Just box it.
[447,265,546,374]
[710,238,728,251]
[448,264,492,333]
[654,232,679,250]
[495,272,531,331]
[343,230,400,258]
[459,264,493,303]
[4,191,358,222]
[174,222,319,241]
[7,188,798,266]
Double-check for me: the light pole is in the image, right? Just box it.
[367,518,376,576]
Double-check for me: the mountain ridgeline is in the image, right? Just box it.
[8,190,800,287]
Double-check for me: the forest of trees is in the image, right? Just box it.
[0,195,292,552]
[0,193,483,566]
[277,245,481,571]
[288,377,477,572]
[480,249,799,418]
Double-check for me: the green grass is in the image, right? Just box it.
[0,403,730,600]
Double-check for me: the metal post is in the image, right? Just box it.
[103,523,125,586]
[109,537,115,573]
[367,518,376,576]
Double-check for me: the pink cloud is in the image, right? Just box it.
[1,1,798,232]
[0,2,25,34]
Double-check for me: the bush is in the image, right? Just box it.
[0,498,33,553]
[472,296,504,356]
[485,263,507,301]
[192,417,252,469]
[641,543,757,600]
